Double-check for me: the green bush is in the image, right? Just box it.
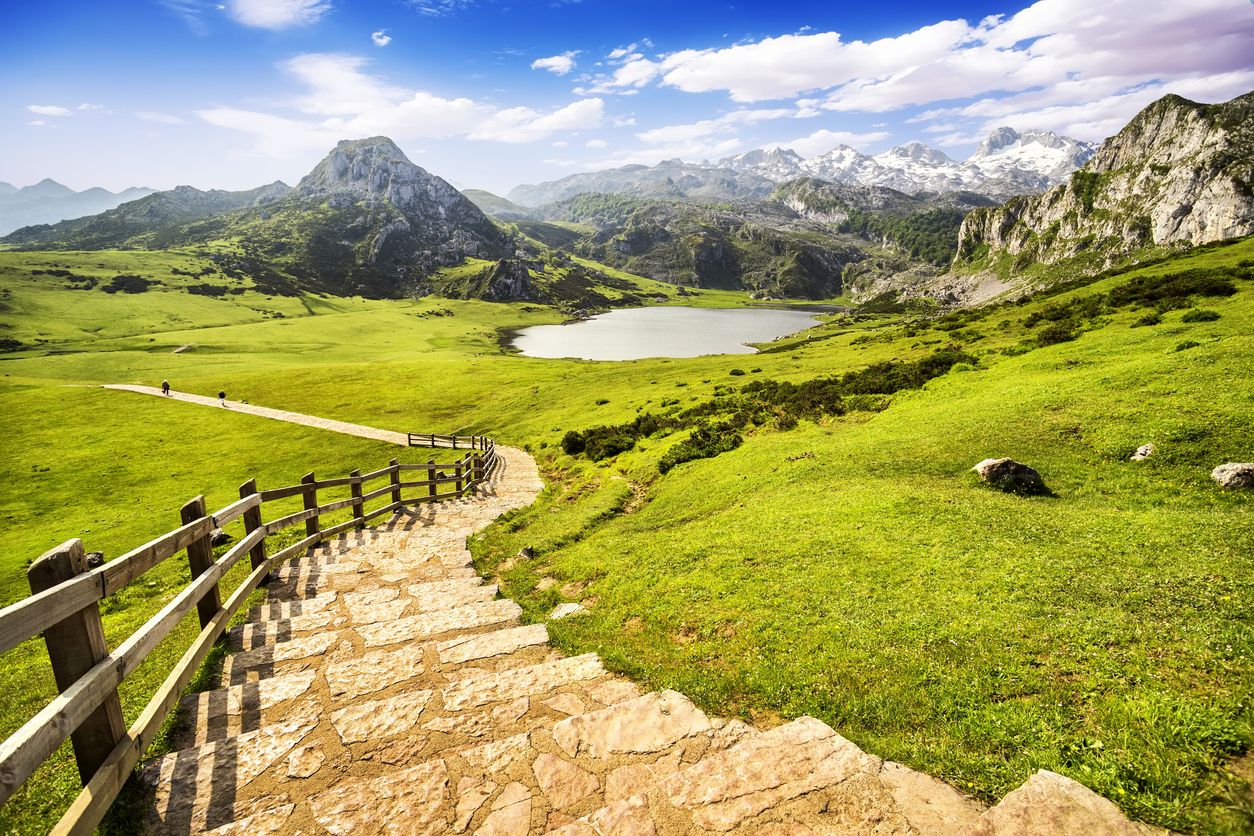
[729,368,746,376]
[1131,313,1162,328]
[1181,309,1221,322]
[1173,340,1202,352]
[659,422,743,473]
[1037,322,1078,345]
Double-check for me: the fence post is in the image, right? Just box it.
[427,458,437,500]
[389,458,402,507]
[179,496,222,630]
[455,460,464,495]
[453,436,458,450]
[474,453,484,485]
[302,472,319,539]
[27,539,127,784]
[239,478,267,575]
[350,469,364,529]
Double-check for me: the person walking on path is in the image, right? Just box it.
[218,390,227,407]
[161,380,170,396]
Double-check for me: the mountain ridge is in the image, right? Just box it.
[0,179,155,236]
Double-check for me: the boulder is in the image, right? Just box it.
[85,551,105,569]
[1129,444,1155,461]
[970,770,1159,835]
[1211,463,1254,489]
[518,546,535,560]
[210,528,233,547]
[972,458,1049,495]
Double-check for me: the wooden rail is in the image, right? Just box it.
[0,432,500,834]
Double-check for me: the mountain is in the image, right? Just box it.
[720,129,1097,199]
[3,137,512,298]
[3,181,291,248]
[954,92,1254,276]
[462,189,537,221]
[507,158,778,207]
[0,179,155,235]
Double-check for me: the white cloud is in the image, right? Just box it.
[636,108,799,145]
[27,105,71,116]
[77,103,107,111]
[27,120,50,127]
[198,52,605,154]
[136,111,187,125]
[572,0,1254,150]
[584,137,745,170]
[585,138,608,148]
[226,0,330,30]
[371,29,391,47]
[781,129,893,157]
[551,140,569,148]
[532,51,579,76]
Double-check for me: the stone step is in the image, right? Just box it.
[356,598,523,647]
[179,670,319,745]
[227,609,338,651]
[246,590,338,622]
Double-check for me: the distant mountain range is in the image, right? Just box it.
[0,179,154,236]
[507,127,1097,207]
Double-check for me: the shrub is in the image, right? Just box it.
[1037,323,1078,345]
[659,423,743,473]
[595,398,609,405]
[1181,309,1221,322]
[1174,340,1202,352]
[729,368,746,376]
[1108,268,1239,309]
[1131,313,1161,328]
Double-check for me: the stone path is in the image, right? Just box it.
[136,443,1158,835]
[103,385,409,446]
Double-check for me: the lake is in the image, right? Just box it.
[508,306,823,360]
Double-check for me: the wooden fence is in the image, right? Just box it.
[407,432,493,451]
[0,434,498,835]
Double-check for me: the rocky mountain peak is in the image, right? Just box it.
[973,127,1021,157]
[885,142,953,165]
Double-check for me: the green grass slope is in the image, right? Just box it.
[0,238,1249,832]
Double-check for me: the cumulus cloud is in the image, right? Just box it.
[531,51,579,76]
[576,0,1254,145]
[77,103,107,111]
[27,120,50,127]
[226,0,330,30]
[585,138,608,148]
[198,52,605,154]
[371,29,391,47]
[27,105,71,116]
[780,129,893,157]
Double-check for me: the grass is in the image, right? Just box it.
[0,237,1251,832]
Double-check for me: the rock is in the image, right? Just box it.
[550,602,588,620]
[518,546,535,560]
[454,777,496,832]
[210,528,233,547]
[183,669,316,722]
[286,745,326,778]
[553,690,713,759]
[308,759,451,836]
[324,644,426,700]
[84,551,105,568]
[329,689,434,744]
[1129,444,1155,461]
[474,782,530,836]
[438,623,549,665]
[970,770,1158,835]
[441,653,605,711]
[356,599,521,647]
[972,458,1049,495]
[459,733,533,773]
[660,716,870,832]
[1211,463,1254,489]
[533,752,600,809]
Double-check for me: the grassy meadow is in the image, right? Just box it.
[0,240,1250,832]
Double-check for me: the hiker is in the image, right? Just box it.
[218,390,227,407]
[161,380,170,396]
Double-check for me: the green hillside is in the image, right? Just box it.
[0,238,1250,833]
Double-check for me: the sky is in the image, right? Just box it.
[2,0,1253,195]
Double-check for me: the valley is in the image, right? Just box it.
[0,88,1250,835]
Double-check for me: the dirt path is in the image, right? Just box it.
[103,385,409,446]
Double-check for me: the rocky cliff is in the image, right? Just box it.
[954,92,1254,274]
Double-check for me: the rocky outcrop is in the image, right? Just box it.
[1211,462,1254,489]
[955,92,1254,276]
[973,458,1050,496]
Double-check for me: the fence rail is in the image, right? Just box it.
[0,432,498,835]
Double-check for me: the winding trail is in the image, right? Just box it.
[103,384,1153,834]
[103,385,409,446]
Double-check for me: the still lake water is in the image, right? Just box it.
[509,306,822,361]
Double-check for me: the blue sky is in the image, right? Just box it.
[2,0,1252,194]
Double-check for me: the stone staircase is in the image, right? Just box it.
[139,447,1157,835]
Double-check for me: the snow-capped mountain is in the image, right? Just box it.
[718,128,1097,198]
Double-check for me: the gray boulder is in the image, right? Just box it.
[209,528,233,547]
[1129,443,1155,461]
[1211,462,1254,489]
[972,457,1050,495]
[85,551,105,569]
